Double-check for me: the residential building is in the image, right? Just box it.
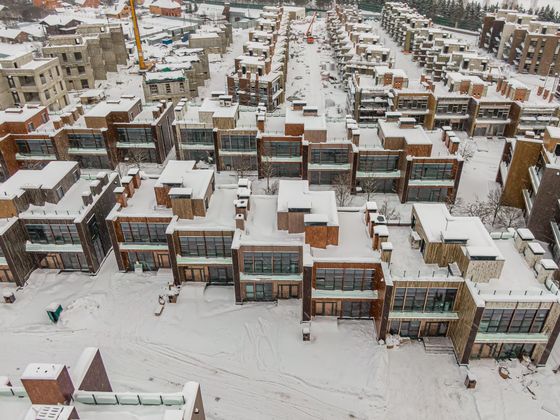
[0,162,118,284]
[0,51,69,111]
[150,0,182,17]
[42,24,128,91]
[497,127,560,245]
[107,161,214,272]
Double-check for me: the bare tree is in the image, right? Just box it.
[486,186,504,226]
[120,149,150,177]
[458,139,477,163]
[497,205,524,229]
[235,155,254,180]
[446,196,463,215]
[379,198,400,221]
[360,177,377,201]
[260,158,278,195]
[333,173,352,207]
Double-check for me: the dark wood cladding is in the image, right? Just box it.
[76,349,112,392]
[22,366,75,405]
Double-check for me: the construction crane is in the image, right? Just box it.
[306,12,317,44]
[129,0,152,71]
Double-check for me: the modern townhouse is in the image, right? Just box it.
[0,161,118,284]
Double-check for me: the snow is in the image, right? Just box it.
[21,363,64,381]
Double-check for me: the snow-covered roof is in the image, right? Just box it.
[85,96,140,118]
[0,162,77,199]
[378,120,432,146]
[150,0,181,9]
[0,105,46,123]
[277,180,338,227]
[21,363,64,380]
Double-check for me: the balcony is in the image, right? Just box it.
[522,188,533,214]
[528,165,542,192]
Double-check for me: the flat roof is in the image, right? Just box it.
[277,180,338,226]
[378,120,433,145]
[0,162,78,199]
[173,186,237,231]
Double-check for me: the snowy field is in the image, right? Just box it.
[2,254,560,419]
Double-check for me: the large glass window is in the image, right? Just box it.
[479,308,549,334]
[407,187,448,202]
[243,252,299,274]
[120,222,168,243]
[220,134,257,151]
[245,283,273,301]
[179,234,233,258]
[68,132,105,149]
[309,171,341,185]
[180,128,214,146]
[16,139,55,156]
[358,155,399,172]
[392,287,457,312]
[315,268,374,291]
[310,149,349,164]
[26,224,81,245]
[410,163,453,180]
[263,141,300,157]
[117,127,152,144]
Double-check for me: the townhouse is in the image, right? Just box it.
[385,203,560,365]
[0,161,118,285]
[107,160,214,272]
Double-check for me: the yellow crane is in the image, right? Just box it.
[129,0,152,71]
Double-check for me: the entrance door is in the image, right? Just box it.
[424,322,448,337]
[315,301,337,316]
[278,284,299,299]
[184,268,206,282]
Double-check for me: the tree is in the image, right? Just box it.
[260,158,278,195]
[458,138,477,163]
[379,198,400,221]
[333,173,352,207]
[235,155,255,180]
[120,149,150,177]
[360,177,377,201]
[485,186,503,226]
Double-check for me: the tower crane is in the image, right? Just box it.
[129,0,153,71]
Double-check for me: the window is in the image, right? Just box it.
[120,222,168,243]
[243,252,300,274]
[81,79,89,89]
[407,187,448,202]
[26,224,81,245]
[245,283,273,301]
[179,234,233,258]
[358,155,399,172]
[310,148,349,164]
[77,66,85,74]
[410,163,453,180]
[180,128,214,146]
[62,53,67,62]
[55,186,64,200]
[68,132,105,149]
[149,84,158,94]
[309,171,341,185]
[117,127,152,144]
[74,52,82,61]
[15,139,55,156]
[315,268,374,291]
[263,141,300,157]
[479,308,549,334]
[179,82,185,92]
[66,67,71,76]
[220,134,257,151]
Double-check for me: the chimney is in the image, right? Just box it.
[89,180,102,196]
[126,168,141,188]
[235,199,248,218]
[544,89,550,99]
[292,100,306,111]
[304,214,330,249]
[21,364,74,405]
[496,78,503,92]
[373,224,389,250]
[381,241,393,263]
[398,117,416,128]
[53,118,63,130]
[256,112,265,131]
[121,175,134,198]
[537,85,544,96]
[523,241,545,268]
[114,186,127,207]
[96,171,108,187]
[169,188,194,219]
[536,259,559,285]
[235,213,245,230]
[81,191,93,206]
[351,128,360,146]
[514,228,535,252]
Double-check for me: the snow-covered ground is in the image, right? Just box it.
[2,253,560,419]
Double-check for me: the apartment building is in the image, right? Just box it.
[149,0,182,17]
[188,23,233,54]
[385,203,560,365]
[42,24,128,91]
[480,10,560,76]
[0,51,69,111]
[497,127,560,245]
[0,162,118,285]
[465,96,513,137]
[107,161,214,272]
[226,7,289,111]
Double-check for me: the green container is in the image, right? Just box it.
[46,304,63,323]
